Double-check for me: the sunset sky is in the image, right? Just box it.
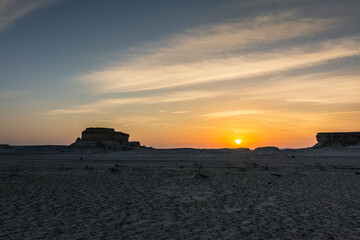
[0,0,359,148]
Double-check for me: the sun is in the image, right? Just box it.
[235,139,242,145]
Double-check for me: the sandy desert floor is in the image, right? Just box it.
[1,147,360,239]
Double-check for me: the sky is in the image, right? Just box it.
[0,0,359,148]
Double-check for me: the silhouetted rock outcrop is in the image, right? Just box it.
[0,144,11,149]
[314,132,360,148]
[0,144,12,153]
[82,127,129,142]
[69,127,141,151]
[253,146,281,153]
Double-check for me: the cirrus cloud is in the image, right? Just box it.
[0,0,55,32]
[46,90,221,115]
[78,12,360,93]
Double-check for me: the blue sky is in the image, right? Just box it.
[0,0,360,147]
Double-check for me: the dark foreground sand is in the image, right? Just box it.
[1,148,360,239]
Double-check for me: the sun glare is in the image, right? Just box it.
[235,139,242,144]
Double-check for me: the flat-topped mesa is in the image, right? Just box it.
[82,127,129,143]
[315,132,360,148]
[69,127,141,151]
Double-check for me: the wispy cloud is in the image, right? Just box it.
[82,37,360,93]
[0,0,55,32]
[203,109,264,118]
[240,72,360,104]
[171,111,189,114]
[46,90,219,115]
[78,12,359,93]
[199,70,360,119]
[46,109,101,115]
[116,115,160,124]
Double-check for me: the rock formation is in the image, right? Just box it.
[314,132,360,148]
[0,144,11,149]
[0,144,12,153]
[69,127,141,151]
[82,128,129,142]
[253,146,281,153]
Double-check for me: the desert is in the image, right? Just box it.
[1,131,360,239]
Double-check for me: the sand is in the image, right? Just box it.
[1,147,360,239]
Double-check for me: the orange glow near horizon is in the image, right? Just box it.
[1,109,359,149]
[1,107,359,149]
